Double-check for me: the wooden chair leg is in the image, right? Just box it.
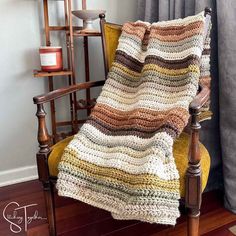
[187,208,200,236]
[35,103,56,235]
[186,108,202,236]
[43,182,57,236]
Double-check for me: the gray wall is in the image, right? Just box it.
[0,0,138,185]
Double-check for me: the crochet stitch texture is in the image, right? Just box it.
[56,11,211,225]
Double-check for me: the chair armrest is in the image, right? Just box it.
[33,80,105,104]
[34,80,105,163]
[189,85,210,114]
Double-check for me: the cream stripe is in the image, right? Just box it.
[146,46,203,60]
[78,124,173,150]
[152,11,204,27]
[67,137,179,180]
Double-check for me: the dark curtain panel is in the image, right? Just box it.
[138,0,236,213]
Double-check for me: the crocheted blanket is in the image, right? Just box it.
[57,11,211,225]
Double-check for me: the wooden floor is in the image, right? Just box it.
[0,180,236,236]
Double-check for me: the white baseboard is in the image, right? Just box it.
[0,165,38,187]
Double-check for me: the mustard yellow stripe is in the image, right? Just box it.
[111,62,141,79]
[60,152,180,192]
[61,161,179,193]
[143,64,200,76]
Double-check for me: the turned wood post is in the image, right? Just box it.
[186,107,202,236]
[99,13,109,78]
[36,104,56,236]
[36,104,50,154]
[35,103,51,181]
[68,0,78,132]
[64,0,76,134]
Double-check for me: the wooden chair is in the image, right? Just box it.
[33,8,212,236]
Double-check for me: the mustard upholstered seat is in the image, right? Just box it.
[48,132,210,198]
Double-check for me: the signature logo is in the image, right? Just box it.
[2,201,47,233]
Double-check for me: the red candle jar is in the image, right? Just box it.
[39,46,63,72]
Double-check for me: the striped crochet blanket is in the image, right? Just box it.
[57,11,211,225]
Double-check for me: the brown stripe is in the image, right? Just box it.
[123,22,150,32]
[115,50,143,73]
[151,21,203,35]
[87,104,189,138]
[91,105,188,128]
[142,30,151,51]
[150,26,204,42]
[86,118,180,139]
[89,112,187,136]
[95,103,188,120]
[202,48,211,55]
[145,55,200,70]
[122,23,147,40]
[116,48,201,72]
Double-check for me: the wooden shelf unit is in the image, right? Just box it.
[34,0,105,143]
[33,70,73,78]
[49,25,82,31]
[71,31,102,37]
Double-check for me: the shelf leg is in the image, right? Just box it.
[64,0,76,134]
[68,0,79,132]
[48,77,57,143]
[43,0,51,46]
[82,0,87,10]
[43,0,58,143]
[84,36,91,116]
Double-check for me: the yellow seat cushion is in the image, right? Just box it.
[48,132,210,198]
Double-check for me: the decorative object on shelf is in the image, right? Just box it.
[39,46,63,72]
[72,10,106,33]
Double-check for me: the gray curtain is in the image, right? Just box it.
[138,0,236,213]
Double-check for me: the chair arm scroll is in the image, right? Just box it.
[189,85,210,114]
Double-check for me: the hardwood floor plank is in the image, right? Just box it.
[0,181,42,202]
[203,221,236,236]
[27,224,49,236]
[151,208,236,236]
[59,218,138,236]
[199,208,236,235]
[56,208,111,234]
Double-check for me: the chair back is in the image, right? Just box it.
[100,16,122,77]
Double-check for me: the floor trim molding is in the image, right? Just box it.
[0,165,38,187]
